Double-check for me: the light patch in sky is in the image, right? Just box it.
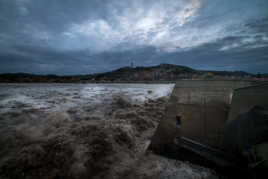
[220,43,239,51]
[63,0,204,52]
[70,20,115,40]
[175,0,202,26]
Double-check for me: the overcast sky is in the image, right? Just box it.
[0,0,268,75]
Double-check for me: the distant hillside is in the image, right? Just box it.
[0,64,256,83]
[94,64,196,81]
[93,63,252,81]
[0,73,93,83]
[261,73,268,78]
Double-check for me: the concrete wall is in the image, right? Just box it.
[150,80,254,154]
[228,83,268,122]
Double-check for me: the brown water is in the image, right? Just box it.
[0,83,217,179]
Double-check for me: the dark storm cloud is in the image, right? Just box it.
[0,0,268,74]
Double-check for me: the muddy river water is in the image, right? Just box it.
[0,83,218,179]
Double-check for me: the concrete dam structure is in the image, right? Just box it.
[228,83,268,122]
[223,83,268,166]
[151,80,254,152]
[150,80,268,176]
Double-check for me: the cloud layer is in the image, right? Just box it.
[0,0,268,74]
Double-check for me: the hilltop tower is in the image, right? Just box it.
[130,62,134,68]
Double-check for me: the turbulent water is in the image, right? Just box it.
[0,83,174,113]
[0,83,218,179]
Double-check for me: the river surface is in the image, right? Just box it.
[0,83,218,179]
[0,83,174,113]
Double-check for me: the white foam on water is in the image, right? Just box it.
[0,83,175,112]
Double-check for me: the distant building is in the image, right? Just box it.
[130,62,134,68]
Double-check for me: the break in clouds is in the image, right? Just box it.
[0,0,268,74]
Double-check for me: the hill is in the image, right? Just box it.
[0,64,255,83]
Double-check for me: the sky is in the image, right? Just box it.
[0,0,268,75]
